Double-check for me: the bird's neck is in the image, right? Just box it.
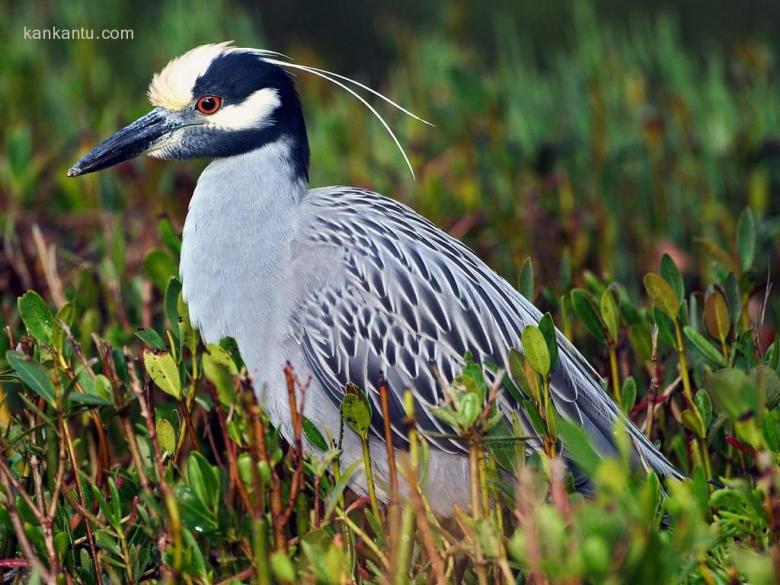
[180,138,308,344]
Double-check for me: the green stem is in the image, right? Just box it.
[393,391,418,585]
[252,517,272,585]
[674,320,694,405]
[675,320,713,479]
[469,437,489,585]
[608,343,621,404]
[360,435,381,521]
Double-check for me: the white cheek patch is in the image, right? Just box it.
[207,88,281,130]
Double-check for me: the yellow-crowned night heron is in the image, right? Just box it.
[68,43,681,514]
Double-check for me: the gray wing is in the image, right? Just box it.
[295,187,682,479]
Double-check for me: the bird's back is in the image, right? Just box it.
[294,186,682,484]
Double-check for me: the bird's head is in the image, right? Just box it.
[68,42,309,179]
[69,42,429,181]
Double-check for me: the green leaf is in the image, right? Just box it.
[680,409,705,438]
[695,389,713,428]
[157,418,176,455]
[660,253,684,301]
[518,257,534,300]
[181,528,208,580]
[621,376,637,414]
[6,350,55,407]
[557,417,600,475]
[696,237,738,274]
[736,207,756,272]
[705,368,754,421]
[684,326,728,368]
[303,416,329,451]
[508,348,539,404]
[157,216,182,256]
[143,350,182,400]
[762,413,780,453]
[271,551,296,583]
[143,248,178,292]
[17,291,55,344]
[134,328,167,351]
[723,272,742,328]
[653,307,677,348]
[486,420,516,471]
[521,325,550,376]
[599,288,620,343]
[537,313,559,372]
[571,289,604,340]
[730,545,775,585]
[628,323,652,361]
[175,485,219,534]
[704,289,730,345]
[164,277,182,342]
[203,344,238,406]
[69,374,114,407]
[341,384,372,439]
[177,293,198,352]
[643,273,680,319]
[456,392,481,428]
[52,302,75,354]
[187,451,220,515]
[324,459,362,519]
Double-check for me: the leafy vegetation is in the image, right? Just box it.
[1,1,780,583]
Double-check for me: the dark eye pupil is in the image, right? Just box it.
[202,98,215,110]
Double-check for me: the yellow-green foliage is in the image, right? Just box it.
[1,2,780,583]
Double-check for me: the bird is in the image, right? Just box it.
[68,42,682,514]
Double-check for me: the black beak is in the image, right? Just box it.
[68,109,175,177]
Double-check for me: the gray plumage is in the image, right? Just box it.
[68,43,682,515]
[179,142,681,514]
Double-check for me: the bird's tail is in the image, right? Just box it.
[554,335,684,483]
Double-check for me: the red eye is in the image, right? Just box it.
[196,95,222,115]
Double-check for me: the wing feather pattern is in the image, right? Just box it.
[295,187,682,481]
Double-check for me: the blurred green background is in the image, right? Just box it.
[1,0,778,347]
